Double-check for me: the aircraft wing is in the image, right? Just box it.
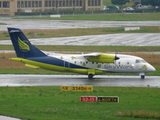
[83,53,100,57]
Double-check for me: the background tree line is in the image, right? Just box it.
[111,0,160,8]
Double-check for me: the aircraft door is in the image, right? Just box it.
[64,61,70,72]
[64,61,70,68]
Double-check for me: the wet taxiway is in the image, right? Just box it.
[1,19,160,31]
[0,33,160,46]
[0,74,159,87]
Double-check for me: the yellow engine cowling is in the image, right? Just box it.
[87,54,116,63]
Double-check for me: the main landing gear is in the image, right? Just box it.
[141,75,145,79]
[88,74,94,79]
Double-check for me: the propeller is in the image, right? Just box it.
[115,55,119,60]
[114,50,119,64]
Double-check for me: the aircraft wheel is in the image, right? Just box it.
[88,74,94,79]
[141,75,145,79]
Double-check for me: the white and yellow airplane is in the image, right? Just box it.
[8,27,156,79]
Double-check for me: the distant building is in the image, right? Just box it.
[0,0,103,16]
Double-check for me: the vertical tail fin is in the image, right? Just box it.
[8,27,46,58]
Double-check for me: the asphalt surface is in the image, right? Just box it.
[0,74,159,87]
[0,33,160,46]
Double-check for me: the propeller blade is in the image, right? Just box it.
[115,56,119,60]
[114,50,119,60]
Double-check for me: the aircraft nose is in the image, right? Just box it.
[147,64,156,72]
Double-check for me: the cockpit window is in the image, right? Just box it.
[141,60,147,63]
[136,59,140,63]
[135,59,147,63]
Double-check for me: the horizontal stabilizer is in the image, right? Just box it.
[25,64,40,68]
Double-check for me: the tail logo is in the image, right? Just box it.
[18,38,30,52]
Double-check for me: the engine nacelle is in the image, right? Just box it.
[87,53,117,63]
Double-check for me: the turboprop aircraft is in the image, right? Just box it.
[8,27,156,79]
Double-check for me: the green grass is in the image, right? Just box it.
[146,70,160,76]
[0,45,160,52]
[0,45,14,50]
[36,45,160,52]
[0,69,78,75]
[15,13,160,21]
[0,23,7,25]
[0,86,160,120]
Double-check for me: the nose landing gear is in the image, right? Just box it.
[141,75,145,79]
[140,73,145,79]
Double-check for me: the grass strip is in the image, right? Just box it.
[0,23,7,25]
[0,45,160,52]
[0,86,160,120]
[14,13,160,21]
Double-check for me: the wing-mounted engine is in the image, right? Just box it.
[84,53,119,63]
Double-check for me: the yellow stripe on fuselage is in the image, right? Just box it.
[10,58,105,75]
